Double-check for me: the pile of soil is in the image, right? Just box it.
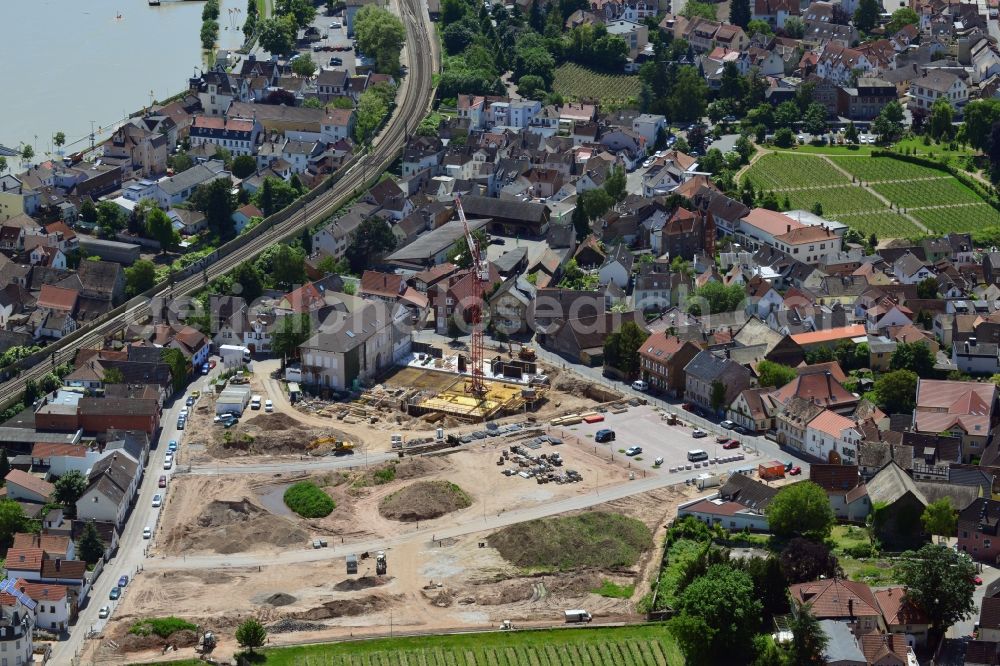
[293,594,396,620]
[333,576,392,591]
[175,499,308,554]
[268,618,327,634]
[379,481,472,522]
[265,593,297,606]
[116,629,199,654]
[245,413,304,431]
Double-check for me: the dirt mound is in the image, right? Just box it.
[167,629,199,648]
[265,593,297,606]
[245,412,304,431]
[172,498,309,554]
[379,481,472,522]
[268,618,327,634]
[293,594,395,620]
[333,576,392,591]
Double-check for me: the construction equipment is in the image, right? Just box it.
[308,436,354,453]
[453,195,488,397]
[518,346,536,361]
[196,631,217,654]
[346,554,358,574]
[375,550,387,576]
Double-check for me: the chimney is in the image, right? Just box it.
[55,559,61,572]
[848,598,854,617]
[787,224,791,232]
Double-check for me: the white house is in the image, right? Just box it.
[75,453,140,530]
[631,113,667,147]
[189,116,261,157]
[866,298,913,333]
[13,580,71,634]
[907,70,969,113]
[598,244,634,289]
[4,470,54,504]
[892,252,935,284]
[952,338,1000,375]
[804,409,863,464]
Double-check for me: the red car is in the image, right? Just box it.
[209,360,217,369]
[975,575,984,585]
[723,440,740,450]
[158,475,167,488]
[789,466,802,476]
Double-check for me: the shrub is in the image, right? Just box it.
[283,481,335,518]
[845,543,876,558]
[129,617,198,638]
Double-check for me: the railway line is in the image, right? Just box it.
[0,0,437,409]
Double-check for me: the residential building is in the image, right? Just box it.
[804,409,863,465]
[913,379,996,462]
[677,473,776,532]
[809,464,870,522]
[908,70,969,113]
[874,587,930,648]
[958,497,1000,562]
[598,244,634,289]
[4,470,54,505]
[727,387,779,433]
[866,462,928,550]
[788,577,884,633]
[638,334,701,396]
[683,350,755,414]
[189,116,262,157]
[75,452,140,530]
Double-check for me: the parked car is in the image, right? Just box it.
[201,363,210,375]
[163,459,173,470]
[720,420,735,430]
[631,380,648,391]
[118,575,129,588]
[789,466,802,476]
[723,440,740,450]
[152,494,162,508]
[186,396,195,406]
[99,606,110,619]
[158,475,167,488]
[595,429,615,443]
[167,440,177,452]
[691,429,707,438]
[142,527,152,539]
[109,587,120,600]
[264,399,274,412]
[329,56,343,66]
[625,446,643,456]
[329,21,342,28]
[176,418,185,430]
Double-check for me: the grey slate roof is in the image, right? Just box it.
[867,461,927,506]
[157,160,228,197]
[820,620,866,665]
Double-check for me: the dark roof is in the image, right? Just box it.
[809,464,862,492]
[457,195,548,223]
[77,397,158,417]
[683,350,751,384]
[601,243,634,274]
[718,473,777,511]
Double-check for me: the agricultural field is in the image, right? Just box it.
[742,153,849,190]
[911,204,1000,232]
[785,185,885,217]
[552,63,642,106]
[835,212,923,238]
[741,152,1000,238]
[171,625,683,666]
[829,156,946,182]
[872,179,983,208]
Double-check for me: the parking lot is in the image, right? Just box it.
[565,405,762,475]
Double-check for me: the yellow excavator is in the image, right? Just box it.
[308,437,355,453]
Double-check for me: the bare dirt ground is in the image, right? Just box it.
[157,432,634,557]
[107,478,698,665]
[179,360,622,468]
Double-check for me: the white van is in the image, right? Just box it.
[687,449,708,462]
[631,380,648,391]
[564,609,592,623]
[250,395,262,410]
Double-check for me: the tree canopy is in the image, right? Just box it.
[355,6,406,74]
[766,482,835,540]
[687,281,745,315]
[921,498,957,540]
[896,544,976,641]
[604,321,649,378]
[671,564,762,664]
[756,360,797,389]
[873,369,918,414]
[345,217,396,274]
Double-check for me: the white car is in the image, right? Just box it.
[264,399,274,412]
[98,606,110,619]
[152,494,162,508]
[631,380,648,391]
[142,527,152,539]
[163,458,173,470]
[329,21,342,28]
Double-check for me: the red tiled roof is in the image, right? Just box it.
[11,533,71,558]
[914,379,995,436]
[5,548,44,572]
[237,204,263,218]
[11,579,68,602]
[875,587,928,626]
[31,442,87,459]
[808,409,857,438]
[790,325,866,346]
[37,284,78,312]
[789,578,881,619]
[40,559,87,580]
[742,208,804,237]
[5,469,55,499]
[359,270,404,299]
[858,632,909,664]
[639,334,690,361]
[682,498,744,517]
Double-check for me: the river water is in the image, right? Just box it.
[0,0,246,158]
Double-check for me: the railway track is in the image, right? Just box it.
[0,0,436,409]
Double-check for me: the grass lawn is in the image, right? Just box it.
[892,136,977,161]
[552,63,642,107]
[135,625,684,665]
[829,525,870,555]
[772,144,875,156]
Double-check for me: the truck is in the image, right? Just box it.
[695,473,722,490]
[375,551,387,575]
[220,344,252,367]
[564,609,592,623]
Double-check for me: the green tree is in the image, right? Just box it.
[603,321,649,378]
[271,313,312,359]
[23,379,39,406]
[783,15,805,37]
[962,99,1000,151]
[854,0,880,32]
[235,617,267,654]
[787,602,828,666]
[674,564,762,663]
[54,470,88,510]
[190,177,236,239]
[929,98,955,141]
[874,368,918,413]
[0,156,8,174]
[889,342,934,377]
[21,144,34,161]
[873,100,905,144]
[102,368,126,385]
[517,74,547,99]
[921,498,957,541]
[125,259,157,297]
[773,127,795,148]
[231,262,265,302]
[729,0,751,27]
[231,155,257,179]
[258,15,297,54]
[803,102,828,135]
[687,281,745,315]
[447,229,488,269]
[886,6,919,33]
[756,360,796,388]
[669,66,708,123]
[916,276,939,299]
[292,54,317,77]
[316,255,349,276]
[355,85,391,143]
[160,348,189,394]
[681,0,717,20]
[276,0,316,27]
[145,207,179,252]
[845,121,859,144]
[345,217,396,273]
[77,521,105,564]
[253,177,300,217]
[203,0,220,21]
[604,166,626,202]
[200,19,219,49]
[710,380,727,411]
[96,201,127,237]
[766,482,835,540]
[355,5,406,74]
[896,544,976,642]
[270,244,307,287]
[53,132,66,150]
[746,18,772,36]
[780,537,841,584]
[0,500,28,550]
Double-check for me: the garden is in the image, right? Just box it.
[552,63,642,106]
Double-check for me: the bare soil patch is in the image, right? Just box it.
[333,576,393,591]
[170,498,308,554]
[293,594,401,620]
[379,480,473,522]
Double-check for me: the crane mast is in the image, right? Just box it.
[453,195,487,396]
